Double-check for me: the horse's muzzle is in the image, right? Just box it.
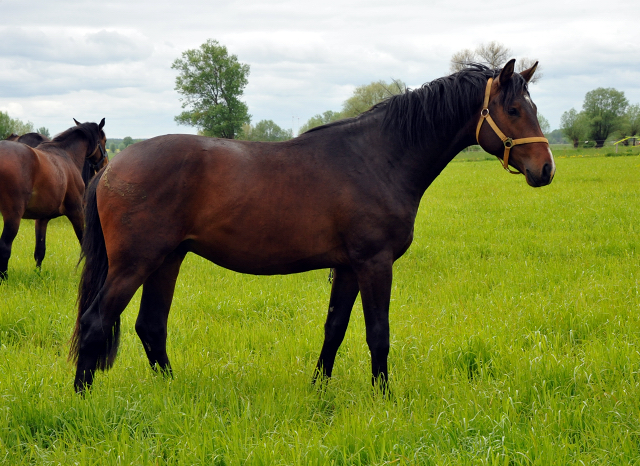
[525,162,555,187]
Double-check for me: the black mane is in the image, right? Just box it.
[381,64,529,148]
[40,122,103,187]
[46,122,102,158]
[304,64,530,149]
[81,160,95,187]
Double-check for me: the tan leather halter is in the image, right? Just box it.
[476,78,549,174]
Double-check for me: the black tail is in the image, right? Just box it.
[69,168,120,369]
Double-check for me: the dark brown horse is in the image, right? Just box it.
[71,60,554,393]
[4,133,49,146]
[0,119,107,279]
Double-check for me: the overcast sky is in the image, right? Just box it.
[1,0,639,139]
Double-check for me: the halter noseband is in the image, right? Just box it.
[476,78,549,174]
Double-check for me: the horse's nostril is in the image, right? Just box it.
[542,163,552,182]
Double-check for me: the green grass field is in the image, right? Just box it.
[1,152,639,465]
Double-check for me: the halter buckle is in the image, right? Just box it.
[503,138,513,149]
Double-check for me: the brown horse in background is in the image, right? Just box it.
[71,61,554,393]
[4,132,51,147]
[0,119,107,279]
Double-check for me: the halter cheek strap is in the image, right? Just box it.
[476,78,549,175]
[89,142,107,170]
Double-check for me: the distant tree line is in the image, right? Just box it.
[0,111,49,140]
[561,89,636,148]
[107,137,145,153]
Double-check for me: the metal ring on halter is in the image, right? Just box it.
[481,108,489,117]
[503,138,513,148]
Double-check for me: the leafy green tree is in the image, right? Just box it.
[341,80,405,118]
[109,142,116,153]
[11,119,35,136]
[238,120,292,142]
[625,103,640,140]
[299,110,344,134]
[0,111,35,139]
[172,39,251,139]
[560,108,588,148]
[37,127,50,138]
[122,136,134,148]
[299,80,406,134]
[582,87,628,147]
[537,114,550,135]
[547,129,567,144]
[0,111,12,139]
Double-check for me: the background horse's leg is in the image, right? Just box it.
[355,253,393,390]
[74,269,146,392]
[313,266,360,383]
[0,216,20,280]
[135,248,187,376]
[64,204,84,244]
[34,219,49,269]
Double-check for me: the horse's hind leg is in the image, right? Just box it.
[34,219,49,269]
[0,216,20,280]
[74,269,146,392]
[135,248,186,376]
[313,266,360,383]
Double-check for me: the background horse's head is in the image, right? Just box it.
[74,117,107,169]
[72,118,108,186]
[476,59,555,187]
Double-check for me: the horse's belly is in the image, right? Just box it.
[187,228,347,275]
[23,190,63,219]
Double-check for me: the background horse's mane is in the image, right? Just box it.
[46,122,101,157]
[305,64,530,150]
[43,122,103,186]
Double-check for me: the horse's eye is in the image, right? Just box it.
[508,107,519,117]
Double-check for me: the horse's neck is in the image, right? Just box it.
[53,138,89,171]
[376,113,478,198]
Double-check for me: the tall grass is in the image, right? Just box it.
[1,154,639,465]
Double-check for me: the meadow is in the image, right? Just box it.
[0,150,639,465]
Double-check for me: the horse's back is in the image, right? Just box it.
[98,134,353,274]
[0,141,37,183]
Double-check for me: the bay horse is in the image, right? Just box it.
[70,60,554,393]
[4,132,51,147]
[0,119,107,279]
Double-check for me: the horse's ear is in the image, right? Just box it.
[520,61,539,84]
[98,118,105,130]
[73,118,81,126]
[498,59,516,86]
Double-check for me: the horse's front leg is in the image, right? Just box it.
[0,216,20,280]
[34,218,49,269]
[65,206,84,244]
[313,266,360,384]
[354,252,394,391]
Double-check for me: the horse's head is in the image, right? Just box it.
[476,59,555,187]
[76,117,108,170]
